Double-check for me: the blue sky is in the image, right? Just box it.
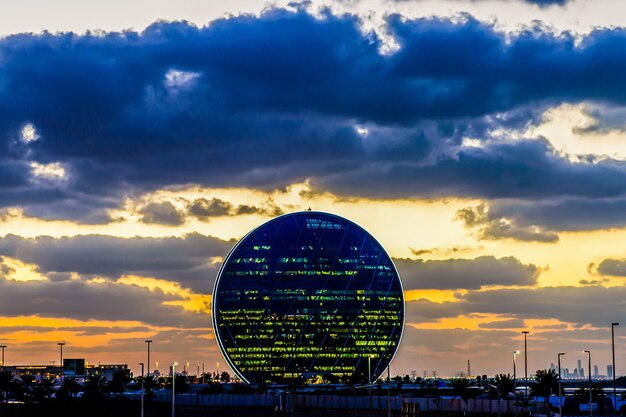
[1,0,626,379]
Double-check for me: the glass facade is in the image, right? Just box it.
[212,211,404,384]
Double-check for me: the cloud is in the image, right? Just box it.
[524,0,570,6]
[457,197,626,236]
[186,197,284,221]
[596,259,626,277]
[456,204,559,243]
[1,10,626,218]
[406,284,626,329]
[458,285,626,327]
[405,298,463,321]
[0,276,209,328]
[188,198,231,218]
[139,201,185,226]
[0,233,233,292]
[318,139,626,200]
[478,318,525,329]
[394,255,540,289]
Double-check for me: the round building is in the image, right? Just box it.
[212,211,404,384]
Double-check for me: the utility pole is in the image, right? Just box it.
[612,323,619,417]
[140,362,145,417]
[58,342,66,378]
[0,346,6,367]
[558,353,566,417]
[145,340,153,377]
[522,331,529,415]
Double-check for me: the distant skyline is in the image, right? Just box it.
[1,0,626,379]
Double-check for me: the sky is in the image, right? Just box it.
[1,0,626,379]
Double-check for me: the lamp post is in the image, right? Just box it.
[558,353,566,417]
[583,350,592,417]
[172,362,178,417]
[145,340,152,377]
[139,362,145,417]
[522,331,529,414]
[514,350,520,417]
[612,323,619,417]
[58,342,66,378]
[0,345,6,405]
[0,345,6,367]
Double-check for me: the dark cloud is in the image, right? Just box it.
[139,201,185,226]
[491,198,626,231]
[0,276,209,328]
[0,233,233,292]
[0,263,15,277]
[478,318,525,329]
[456,204,559,243]
[186,197,284,221]
[410,245,481,257]
[188,198,231,218]
[410,248,433,256]
[458,286,626,327]
[394,255,539,289]
[318,139,626,200]
[405,298,463,321]
[524,0,570,6]
[1,10,626,218]
[457,197,626,237]
[596,259,626,277]
[405,285,626,329]
[399,0,571,5]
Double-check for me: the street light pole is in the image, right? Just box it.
[514,350,520,417]
[0,345,6,367]
[522,331,529,414]
[58,342,66,378]
[172,362,178,417]
[145,340,152,377]
[584,350,592,417]
[612,323,619,417]
[139,362,145,417]
[558,353,566,417]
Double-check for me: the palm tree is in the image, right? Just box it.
[495,374,515,397]
[530,369,559,411]
[450,378,472,401]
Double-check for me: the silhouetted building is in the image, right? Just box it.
[578,360,584,378]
